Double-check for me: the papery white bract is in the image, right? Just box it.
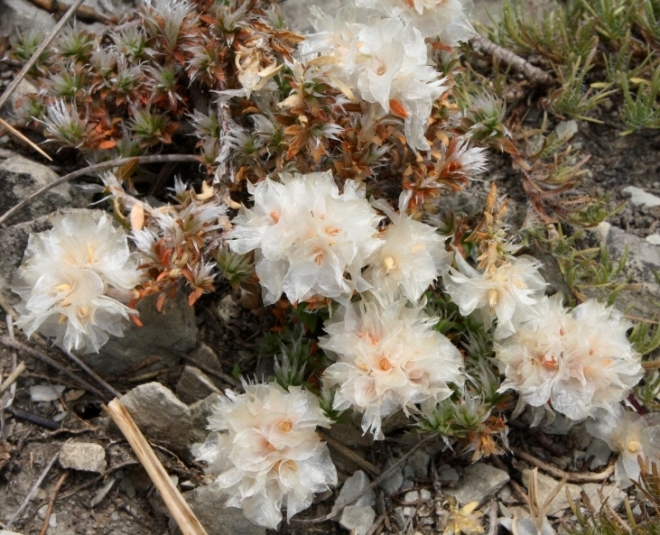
[192,383,337,529]
[355,0,476,43]
[229,171,382,305]
[587,405,660,488]
[444,254,546,338]
[495,296,644,421]
[365,196,452,303]
[320,299,464,439]
[13,212,140,353]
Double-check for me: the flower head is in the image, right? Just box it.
[320,299,464,439]
[229,171,382,305]
[193,383,337,529]
[13,212,140,353]
[444,254,546,338]
[495,296,644,421]
[365,195,452,303]
[587,405,660,488]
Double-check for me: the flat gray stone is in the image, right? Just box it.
[177,485,266,535]
[646,234,660,245]
[333,470,374,512]
[445,463,510,506]
[521,470,580,517]
[93,290,197,376]
[176,365,221,404]
[121,382,192,458]
[59,442,106,473]
[339,505,375,535]
[0,157,89,225]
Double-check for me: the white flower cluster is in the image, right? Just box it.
[587,405,660,488]
[495,295,643,421]
[321,298,464,439]
[193,383,337,529]
[298,0,475,150]
[13,212,140,353]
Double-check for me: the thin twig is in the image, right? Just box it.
[0,154,199,226]
[512,447,615,483]
[0,336,108,401]
[8,406,61,430]
[0,362,26,397]
[39,470,69,535]
[57,345,121,399]
[318,431,381,477]
[293,434,437,524]
[0,118,52,161]
[470,35,554,86]
[0,0,87,114]
[181,354,241,389]
[104,399,209,535]
[5,449,60,528]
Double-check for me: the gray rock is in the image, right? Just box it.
[521,469,580,517]
[445,463,510,506]
[554,120,578,141]
[59,442,106,473]
[339,505,375,535]
[92,290,197,376]
[647,234,660,245]
[177,485,265,535]
[379,457,404,495]
[603,225,660,317]
[586,438,612,470]
[185,344,227,388]
[120,382,192,458]
[0,157,90,225]
[176,366,221,404]
[406,449,430,479]
[622,186,660,208]
[500,517,556,535]
[189,393,224,445]
[0,531,26,535]
[438,464,460,483]
[333,470,375,512]
[582,483,626,511]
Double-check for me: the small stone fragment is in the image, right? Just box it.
[438,464,460,483]
[29,385,65,402]
[406,449,430,479]
[339,505,376,535]
[59,442,107,473]
[333,470,375,512]
[622,186,660,208]
[581,483,626,511]
[189,393,224,444]
[379,457,404,495]
[586,438,612,470]
[176,365,221,404]
[445,463,510,506]
[646,234,660,245]
[554,120,578,141]
[90,479,115,508]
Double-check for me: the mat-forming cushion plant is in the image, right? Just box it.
[8,0,659,529]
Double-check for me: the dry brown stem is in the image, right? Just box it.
[39,470,69,535]
[512,447,615,483]
[104,398,209,535]
[470,36,554,86]
[25,0,113,23]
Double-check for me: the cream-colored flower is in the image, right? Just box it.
[320,299,464,439]
[587,405,660,488]
[193,383,337,529]
[365,195,452,304]
[496,296,644,421]
[14,212,140,353]
[444,254,546,338]
[229,171,382,305]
